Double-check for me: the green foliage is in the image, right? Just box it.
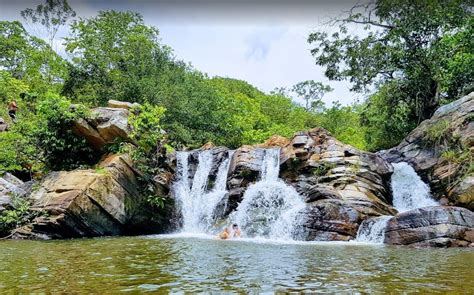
[0,96,41,175]
[0,21,67,95]
[309,0,473,150]
[35,93,97,171]
[292,80,333,112]
[320,101,367,150]
[0,195,31,235]
[21,0,76,47]
[126,103,166,180]
[361,82,418,151]
[63,10,172,106]
[312,161,337,176]
[424,120,451,146]
[146,194,167,209]
[0,71,30,106]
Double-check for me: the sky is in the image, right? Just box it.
[0,0,365,106]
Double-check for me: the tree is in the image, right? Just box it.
[320,101,367,150]
[21,0,76,48]
[292,80,332,112]
[0,21,67,94]
[63,10,172,106]
[308,0,472,120]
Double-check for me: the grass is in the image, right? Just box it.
[424,119,451,146]
[312,161,337,176]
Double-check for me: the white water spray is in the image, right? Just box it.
[174,151,233,233]
[355,161,438,244]
[355,216,392,243]
[391,162,438,212]
[232,149,306,240]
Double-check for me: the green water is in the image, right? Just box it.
[1,235,473,293]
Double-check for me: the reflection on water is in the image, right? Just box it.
[1,235,473,293]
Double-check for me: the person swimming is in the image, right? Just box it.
[218,227,230,240]
[218,224,241,240]
[231,224,241,238]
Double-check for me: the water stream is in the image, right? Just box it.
[173,148,305,240]
[231,149,306,240]
[356,162,439,243]
[174,150,232,233]
[175,150,438,244]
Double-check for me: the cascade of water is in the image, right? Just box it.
[232,149,306,240]
[174,150,233,233]
[391,162,438,212]
[200,151,234,231]
[355,161,438,243]
[355,216,392,244]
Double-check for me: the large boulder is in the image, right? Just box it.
[72,102,135,150]
[13,154,172,239]
[380,92,474,209]
[0,173,28,212]
[384,206,474,247]
[281,128,396,241]
[0,117,8,132]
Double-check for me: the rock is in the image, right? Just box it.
[224,146,265,211]
[0,195,12,211]
[257,135,291,148]
[384,206,474,247]
[72,106,135,150]
[71,118,107,148]
[298,199,362,241]
[0,173,27,198]
[91,107,132,143]
[14,154,172,239]
[213,127,397,241]
[0,117,8,132]
[107,100,140,110]
[379,92,474,209]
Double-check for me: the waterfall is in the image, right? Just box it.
[391,162,438,212]
[231,149,306,240]
[355,216,392,243]
[174,150,233,233]
[355,161,438,244]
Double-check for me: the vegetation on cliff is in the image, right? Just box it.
[0,0,472,179]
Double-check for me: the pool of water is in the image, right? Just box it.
[1,234,473,293]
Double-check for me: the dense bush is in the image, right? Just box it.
[35,94,98,170]
[0,194,31,236]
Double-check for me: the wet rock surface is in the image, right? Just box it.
[211,128,397,241]
[379,92,474,209]
[384,206,474,247]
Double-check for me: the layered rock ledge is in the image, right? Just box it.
[384,206,474,247]
[380,92,473,209]
[13,155,171,239]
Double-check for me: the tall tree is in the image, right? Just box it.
[292,80,332,112]
[0,21,67,93]
[308,0,473,120]
[21,0,76,48]
[63,10,172,105]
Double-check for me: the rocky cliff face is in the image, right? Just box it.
[380,92,473,210]
[4,96,473,247]
[0,173,29,213]
[213,128,397,241]
[384,206,473,247]
[13,154,172,239]
[7,100,174,240]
